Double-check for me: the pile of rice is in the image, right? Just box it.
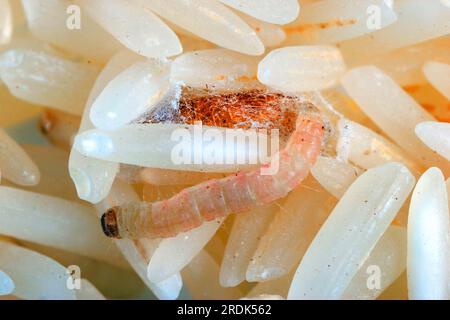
[0,0,449,300]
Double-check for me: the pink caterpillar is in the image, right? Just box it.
[101,114,324,239]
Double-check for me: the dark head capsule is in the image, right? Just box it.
[101,207,121,239]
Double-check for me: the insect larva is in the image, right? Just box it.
[101,111,324,239]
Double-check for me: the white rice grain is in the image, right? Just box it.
[311,156,361,199]
[0,186,126,268]
[73,123,266,173]
[170,48,258,89]
[341,66,450,174]
[407,167,449,300]
[423,61,450,100]
[69,51,141,204]
[343,226,407,300]
[337,118,421,175]
[285,0,397,45]
[218,0,299,25]
[246,271,293,298]
[237,13,286,48]
[415,121,450,161]
[90,58,171,130]
[368,38,450,87]
[257,46,346,92]
[21,0,123,63]
[0,0,12,45]
[0,240,76,300]
[340,0,450,63]
[288,162,415,299]
[147,218,223,283]
[0,49,99,115]
[219,203,277,287]
[76,0,182,58]
[0,270,14,296]
[247,177,335,282]
[135,0,264,55]
[0,128,40,186]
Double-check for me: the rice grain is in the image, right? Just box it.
[257,46,346,92]
[89,58,171,130]
[218,0,299,25]
[0,128,40,186]
[76,0,182,58]
[407,167,449,300]
[135,0,264,56]
[423,61,450,100]
[288,162,415,299]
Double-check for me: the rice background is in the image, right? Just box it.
[0,0,449,300]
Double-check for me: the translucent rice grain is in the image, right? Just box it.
[40,109,81,150]
[237,13,286,48]
[0,186,125,268]
[407,167,450,300]
[73,123,266,172]
[98,180,182,300]
[115,164,144,184]
[69,51,141,203]
[136,0,264,56]
[340,0,450,63]
[285,0,397,45]
[311,156,360,199]
[0,129,40,186]
[90,58,170,130]
[182,250,242,300]
[170,49,259,89]
[257,46,346,92]
[218,0,299,25]
[337,119,422,175]
[21,239,151,295]
[368,38,450,87]
[75,279,105,300]
[288,163,415,299]
[77,0,181,58]
[321,88,378,132]
[21,0,123,63]
[0,270,14,296]
[0,49,99,115]
[147,218,223,283]
[247,271,293,298]
[0,0,12,45]
[0,241,76,300]
[247,177,336,282]
[423,61,450,100]
[341,66,450,174]
[342,226,407,300]
[219,203,277,287]
[415,121,450,161]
